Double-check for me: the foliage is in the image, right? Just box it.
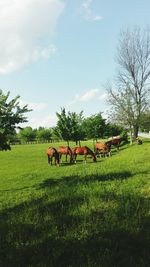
[56,108,71,143]
[83,113,106,140]
[0,89,30,149]
[18,127,36,142]
[140,111,150,132]
[56,108,85,144]
[36,127,53,141]
[105,123,124,138]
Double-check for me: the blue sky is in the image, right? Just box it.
[0,0,150,128]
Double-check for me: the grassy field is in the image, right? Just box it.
[0,140,150,267]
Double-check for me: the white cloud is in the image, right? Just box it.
[0,0,65,73]
[66,88,107,108]
[98,93,107,100]
[80,88,99,101]
[81,0,103,22]
[20,99,57,128]
[27,114,57,128]
[20,100,48,111]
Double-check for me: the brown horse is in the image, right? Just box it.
[58,146,73,163]
[94,142,111,157]
[72,146,96,163]
[47,147,60,166]
[106,137,123,150]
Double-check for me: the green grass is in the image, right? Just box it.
[0,140,150,267]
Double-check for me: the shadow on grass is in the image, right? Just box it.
[0,185,36,193]
[0,171,150,267]
[39,171,134,189]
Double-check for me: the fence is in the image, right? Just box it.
[10,139,61,145]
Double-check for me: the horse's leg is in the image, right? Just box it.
[48,155,50,164]
[54,156,58,166]
[59,154,62,164]
[95,148,98,157]
[74,154,77,163]
[56,158,60,167]
[117,143,120,150]
[84,154,87,164]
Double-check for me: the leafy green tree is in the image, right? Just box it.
[52,126,63,141]
[56,108,71,145]
[0,89,30,149]
[140,111,150,132]
[56,108,85,145]
[18,127,36,142]
[68,111,85,145]
[36,127,53,142]
[83,113,106,141]
[105,123,123,138]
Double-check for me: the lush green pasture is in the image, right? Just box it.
[0,140,150,267]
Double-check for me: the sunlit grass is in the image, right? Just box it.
[0,139,150,266]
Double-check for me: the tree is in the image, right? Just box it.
[105,123,124,138]
[140,110,150,132]
[56,108,72,145]
[56,108,85,145]
[18,127,36,142]
[107,27,150,141]
[36,127,53,142]
[0,90,30,149]
[68,111,85,145]
[83,113,106,141]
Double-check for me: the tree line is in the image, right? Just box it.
[9,109,127,145]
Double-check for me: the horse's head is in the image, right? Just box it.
[105,140,112,149]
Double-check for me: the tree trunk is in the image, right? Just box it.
[129,127,133,145]
[133,126,139,140]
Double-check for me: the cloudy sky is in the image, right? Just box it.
[0,0,150,128]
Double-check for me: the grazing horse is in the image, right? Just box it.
[94,142,111,157]
[72,146,96,163]
[58,146,73,163]
[106,137,123,150]
[47,147,60,166]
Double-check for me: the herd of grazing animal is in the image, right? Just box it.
[47,137,124,166]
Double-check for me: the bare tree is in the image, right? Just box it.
[107,27,150,141]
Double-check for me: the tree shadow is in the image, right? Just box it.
[0,191,150,267]
[1,170,150,267]
[0,185,36,193]
[38,171,135,191]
